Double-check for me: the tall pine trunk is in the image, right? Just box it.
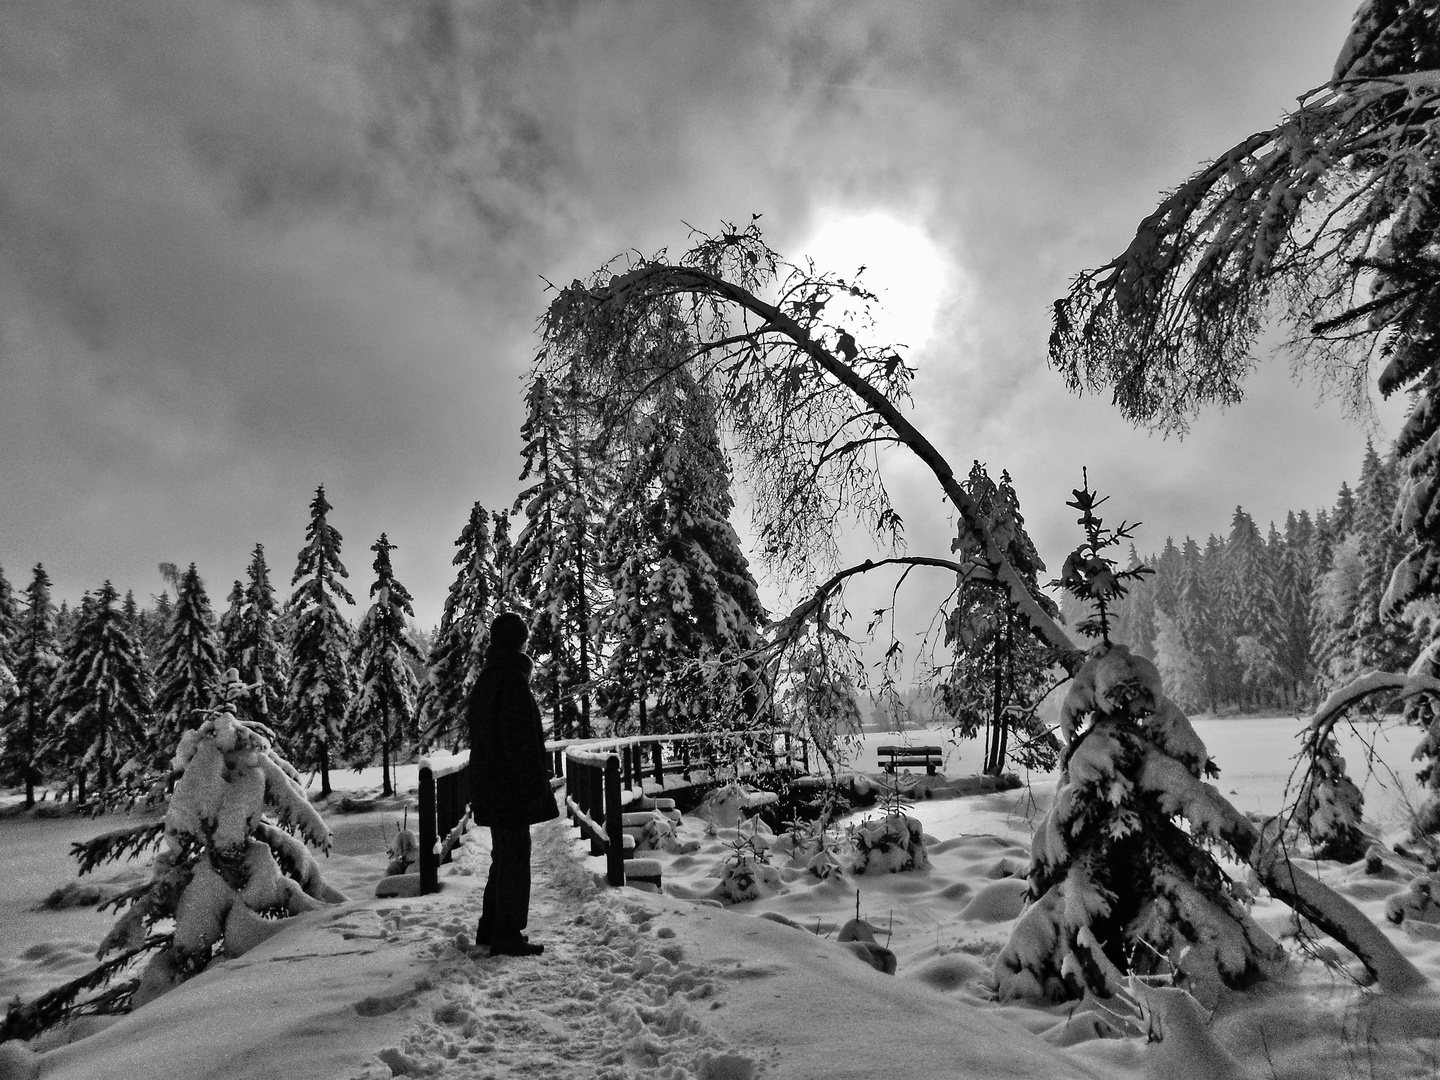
[381,703,393,797]
[576,546,592,739]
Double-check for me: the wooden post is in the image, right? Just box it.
[651,740,663,786]
[419,765,438,895]
[589,761,604,856]
[605,754,625,887]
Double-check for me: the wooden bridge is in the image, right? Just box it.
[417,729,811,893]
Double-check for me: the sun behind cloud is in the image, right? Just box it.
[798,209,956,356]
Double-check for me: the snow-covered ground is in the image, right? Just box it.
[2,717,1439,1080]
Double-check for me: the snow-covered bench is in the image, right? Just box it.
[875,744,944,776]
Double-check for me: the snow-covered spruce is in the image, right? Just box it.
[995,642,1283,1006]
[417,501,505,750]
[45,581,153,804]
[345,534,423,798]
[1298,659,1440,860]
[0,564,60,808]
[1289,733,1366,863]
[850,813,928,875]
[285,485,356,798]
[94,671,344,1008]
[150,563,224,766]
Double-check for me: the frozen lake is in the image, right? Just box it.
[842,713,1429,843]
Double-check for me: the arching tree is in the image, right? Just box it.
[151,564,224,762]
[347,534,423,797]
[0,565,60,807]
[1047,0,1440,814]
[45,582,153,804]
[540,216,1425,995]
[285,486,356,796]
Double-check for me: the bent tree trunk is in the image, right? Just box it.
[568,258,1427,995]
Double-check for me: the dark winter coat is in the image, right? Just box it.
[467,647,559,827]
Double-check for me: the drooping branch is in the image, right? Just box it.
[543,252,1080,665]
[1051,69,1440,435]
[1305,668,1440,747]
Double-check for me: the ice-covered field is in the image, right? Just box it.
[1,715,1438,1080]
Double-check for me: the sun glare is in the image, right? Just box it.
[799,210,954,354]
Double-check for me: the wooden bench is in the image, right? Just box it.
[875,744,944,775]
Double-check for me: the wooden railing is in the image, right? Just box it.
[559,728,808,887]
[563,747,628,886]
[417,728,810,894]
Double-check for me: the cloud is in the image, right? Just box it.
[0,0,1379,631]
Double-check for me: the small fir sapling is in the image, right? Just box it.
[714,822,777,904]
[385,809,420,875]
[848,774,928,875]
[994,476,1282,1006]
[3,670,348,1036]
[779,789,847,880]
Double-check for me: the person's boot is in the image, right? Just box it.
[474,918,492,946]
[489,935,544,957]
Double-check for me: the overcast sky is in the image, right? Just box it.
[0,0,1397,642]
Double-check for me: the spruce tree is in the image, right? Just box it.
[599,373,768,736]
[346,534,422,797]
[0,563,16,705]
[45,582,153,804]
[0,565,60,806]
[1115,546,1158,660]
[1,672,346,1040]
[223,546,288,731]
[1224,509,1280,708]
[1351,441,1410,672]
[1292,733,1367,863]
[1176,538,1221,712]
[218,581,244,652]
[996,479,1280,1005]
[151,564,224,762]
[141,592,174,664]
[418,501,503,749]
[941,463,1059,774]
[1333,481,1357,539]
[509,373,604,738]
[1152,537,1182,619]
[1271,543,1316,707]
[1315,533,1367,690]
[285,486,356,798]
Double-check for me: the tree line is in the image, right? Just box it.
[0,360,773,810]
[0,489,432,806]
[1087,439,1415,716]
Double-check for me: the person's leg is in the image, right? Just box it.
[489,824,540,955]
[491,824,531,936]
[476,852,497,944]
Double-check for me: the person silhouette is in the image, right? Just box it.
[467,612,558,956]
